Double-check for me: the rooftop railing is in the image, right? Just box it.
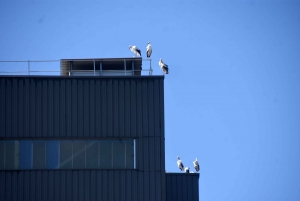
[0,58,154,76]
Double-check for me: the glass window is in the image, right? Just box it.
[0,139,135,170]
[86,140,98,168]
[100,140,112,169]
[73,140,85,169]
[0,141,4,170]
[113,140,126,169]
[46,140,59,169]
[19,141,32,169]
[33,140,45,169]
[60,140,73,169]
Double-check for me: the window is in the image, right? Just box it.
[46,141,59,169]
[0,139,135,170]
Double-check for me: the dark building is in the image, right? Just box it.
[0,57,199,201]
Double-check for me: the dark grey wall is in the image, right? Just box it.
[166,173,200,201]
[0,76,166,201]
[0,170,165,201]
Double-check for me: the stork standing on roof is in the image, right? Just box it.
[129,45,141,57]
[146,42,152,58]
[193,158,200,172]
[177,156,184,171]
[159,58,169,74]
[185,167,190,173]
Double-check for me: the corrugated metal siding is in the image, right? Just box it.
[0,76,164,139]
[0,76,166,201]
[1,170,159,201]
[166,173,200,201]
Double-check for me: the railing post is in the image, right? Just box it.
[149,59,152,75]
[124,59,126,76]
[100,61,102,76]
[28,60,30,75]
[93,59,95,76]
[132,60,134,76]
[70,61,73,76]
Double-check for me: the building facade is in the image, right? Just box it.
[0,58,199,201]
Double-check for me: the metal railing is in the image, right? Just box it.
[0,59,154,76]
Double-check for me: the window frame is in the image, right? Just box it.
[0,138,136,170]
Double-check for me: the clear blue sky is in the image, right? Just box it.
[1,0,300,200]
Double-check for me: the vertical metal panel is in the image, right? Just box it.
[65,80,72,137]
[138,171,143,201]
[119,80,125,138]
[149,171,155,201]
[6,79,12,137]
[36,171,42,201]
[42,79,48,138]
[96,170,102,200]
[90,170,96,201]
[166,173,200,201]
[155,137,161,171]
[66,171,72,200]
[89,80,96,137]
[136,78,142,138]
[53,80,60,138]
[112,80,119,137]
[106,80,113,138]
[36,79,42,137]
[48,79,54,137]
[120,170,126,201]
[24,171,30,201]
[11,172,17,201]
[77,80,84,137]
[18,172,24,200]
[0,79,5,137]
[144,171,150,201]
[24,79,29,137]
[78,171,84,201]
[42,170,48,201]
[192,174,199,200]
[54,171,60,201]
[49,171,54,201]
[102,170,108,200]
[84,170,90,201]
[84,80,90,137]
[149,137,155,170]
[142,80,149,137]
[11,79,18,137]
[60,170,66,201]
[148,80,155,137]
[130,79,137,138]
[156,171,162,201]
[73,171,78,201]
[124,80,131,137]
[29,79,36,137]
[95,80,102,137]
[6,172,12,201]
[71,79,78,137]
[59,80,66,137]
[30,171,36,201]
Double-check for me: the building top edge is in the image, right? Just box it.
[0,75,165,79]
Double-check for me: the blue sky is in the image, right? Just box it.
[1,0,300,200]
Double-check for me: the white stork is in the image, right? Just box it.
[185,167,190,173]
[129,45,141,57]
[146,42,152,58]
[159,58,169,74]
[177,156,184,171]
[193,158,200,172]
